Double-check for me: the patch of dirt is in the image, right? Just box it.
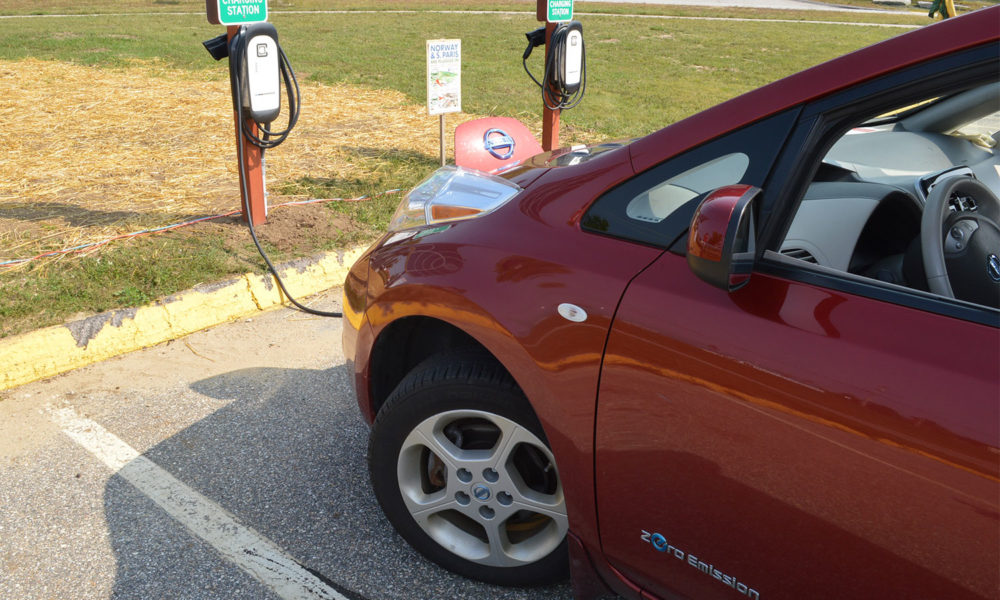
[181,201,361,255]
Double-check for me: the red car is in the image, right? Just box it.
[343,9,999,600]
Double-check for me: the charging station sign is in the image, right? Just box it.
[427,39,461,116]
[206,0,267,25]
[547,0,573,22]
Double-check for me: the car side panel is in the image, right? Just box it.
[364,233,661,560]
[344,240,378,422]
[359,150,662,553]
[595,251,999,599]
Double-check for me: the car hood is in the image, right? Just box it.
[494,140,634,189]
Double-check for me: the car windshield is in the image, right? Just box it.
[957,110,1000,137]
[862,87,1000,137]
[863,97,941,125]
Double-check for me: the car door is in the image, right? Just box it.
[594,47,999,600]
[594,255,997,600]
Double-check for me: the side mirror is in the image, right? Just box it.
[687,184,760,292]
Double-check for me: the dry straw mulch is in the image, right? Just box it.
[0,58,517,264]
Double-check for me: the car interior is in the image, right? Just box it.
[778,80,1000,308]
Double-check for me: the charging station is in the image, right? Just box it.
[203,1,341,318]
[524,0,586,151]
[204,0,288,227]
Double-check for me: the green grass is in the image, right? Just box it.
[1,232,249,335]
[0,0,943,17]
[276,148,441,245]
[817,0,995,10]
[0,11,906,137]
[0,149,436,339]
[0,1,937,337]
[0,0,959,26]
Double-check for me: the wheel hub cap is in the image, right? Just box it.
[396,409,568,567]
[472,484,491,502]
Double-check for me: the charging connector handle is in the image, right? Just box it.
[203,33,229,61]
[523,27,546,60]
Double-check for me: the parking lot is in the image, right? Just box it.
[0,289,573,599]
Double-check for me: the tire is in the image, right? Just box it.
[368,351,569,586]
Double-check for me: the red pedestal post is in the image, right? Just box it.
[537,2,560,152]
[227,25,267,226]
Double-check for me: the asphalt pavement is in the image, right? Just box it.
[0,288,573,600]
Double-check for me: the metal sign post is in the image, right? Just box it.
[427,39,462,166]
[207,0,269,225]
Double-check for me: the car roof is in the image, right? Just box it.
[629,6,1000,174]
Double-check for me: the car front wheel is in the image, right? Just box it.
[367,352,569,586]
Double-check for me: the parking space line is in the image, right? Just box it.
[47,406,349,600]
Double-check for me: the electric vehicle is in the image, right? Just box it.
[343,9,999,599]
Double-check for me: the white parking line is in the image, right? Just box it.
[47,406,349,600]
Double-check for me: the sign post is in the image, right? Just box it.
[426,39,462,166]
[207,0,269,225]
[536,0,573,151]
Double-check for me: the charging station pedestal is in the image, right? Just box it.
[536,0,575,151]
[226,24,269,226]
[228,25,268,226]
[206,0,270,226]
[540,20,560,152]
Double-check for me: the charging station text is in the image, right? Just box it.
[222,0,264,18]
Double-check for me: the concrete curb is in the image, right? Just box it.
[0,245,368,391]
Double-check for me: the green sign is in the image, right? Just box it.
[547,0,573,22]
[209,0,268,25]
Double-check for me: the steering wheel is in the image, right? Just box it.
[920,175,1000,305]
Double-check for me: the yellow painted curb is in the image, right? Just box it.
[0,245,369,391]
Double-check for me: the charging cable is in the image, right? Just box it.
[226,28,343,318]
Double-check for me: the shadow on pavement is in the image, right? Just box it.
[103,364,573,599]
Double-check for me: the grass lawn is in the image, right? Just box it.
[0,1,948,336]
[0,11,908,137]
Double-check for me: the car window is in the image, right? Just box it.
[772,76,1000,314]
[581,110,797,249]
[625,153,750,224]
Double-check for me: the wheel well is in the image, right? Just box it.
[368,317,503,416]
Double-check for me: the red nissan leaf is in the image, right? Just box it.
[343,8,999,599]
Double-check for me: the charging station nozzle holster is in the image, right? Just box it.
[203,33,229,61]
[523,27,546,60]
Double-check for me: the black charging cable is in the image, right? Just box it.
[224,28,343,318]
[522,24,586,111]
